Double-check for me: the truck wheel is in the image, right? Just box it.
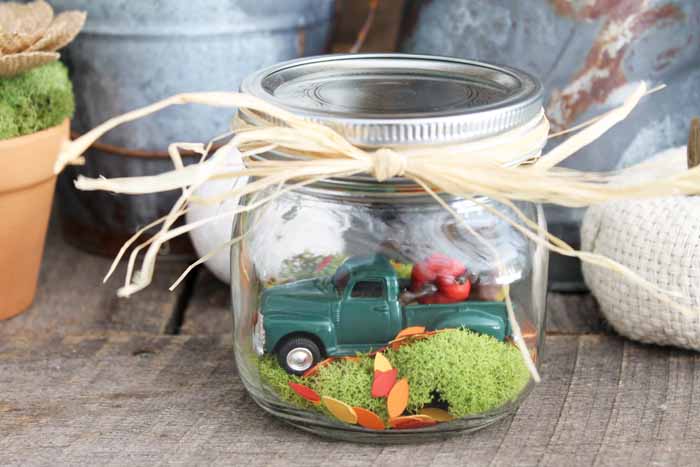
[277,337,322,375]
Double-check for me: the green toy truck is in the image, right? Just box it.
[253,255,511,375]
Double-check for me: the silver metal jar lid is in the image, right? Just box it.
[240,53,543,147]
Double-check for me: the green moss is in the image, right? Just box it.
[258,355,314,408]
[0,62,74,140]
[312,357,388,419]
[0,102,19,139]
[257,329,530,422]
[386,330,530,417]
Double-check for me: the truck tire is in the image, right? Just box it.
[277,337,322,375]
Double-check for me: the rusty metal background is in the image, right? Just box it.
[401,0,700,290]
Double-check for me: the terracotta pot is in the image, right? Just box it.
[0,119,69,320]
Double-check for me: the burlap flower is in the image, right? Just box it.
[0,0,85,77]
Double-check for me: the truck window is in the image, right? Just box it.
[350,280,385,299]
[333,267,350,293]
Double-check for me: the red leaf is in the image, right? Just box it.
[302,357,335,378]
[371,368,398,398]
[288,382,321,404]
[389,415,437,430]
[315,255,334,272]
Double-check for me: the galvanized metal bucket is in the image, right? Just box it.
[401,0,700,290]
[52,0,336,256]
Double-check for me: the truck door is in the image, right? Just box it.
[338,278,394,345]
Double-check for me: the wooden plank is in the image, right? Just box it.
[179,269,232,336]
[479,335,581,465]
[539,336,624,466]
[547,292,608,335]
[591,342,700,466]
[0,225,190,340]
[2,334,699,466]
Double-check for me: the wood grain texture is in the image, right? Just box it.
[0,226,189,340]
[2,334,699,467]
[179,269,232,336]
[546,292,607,335]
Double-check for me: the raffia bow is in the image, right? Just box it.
[55,81,697,382]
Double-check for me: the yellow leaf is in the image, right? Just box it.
[321,396,358,424]
[373,352,392,372]
[418,408,454,422]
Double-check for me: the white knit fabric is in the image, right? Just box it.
[581,195,700,350]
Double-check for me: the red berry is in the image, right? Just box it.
[436,273,471,302]
[410,254,471,304]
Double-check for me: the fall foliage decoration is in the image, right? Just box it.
[288,382,321,405]
[354,407,385,430]
[387,378,410,419]
[258,327,531,430]
[322,396,358,424]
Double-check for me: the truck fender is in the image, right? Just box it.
[265,318,334,355]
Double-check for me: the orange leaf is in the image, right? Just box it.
[371,368,398,398]
[389,415,437,429]
[322,396,358,424]
[387,378,409,418]
[302,357,335,378]
[288,382,321,404]
[394,326,426,340]
[354,407,385,430]
[374,352,392,372]
[418,407,454,422]
[388,337,408,351]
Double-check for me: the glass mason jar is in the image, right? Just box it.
[231,54,548,443]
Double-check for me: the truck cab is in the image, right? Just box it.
[255,255,510,374]
[331,256,404,347]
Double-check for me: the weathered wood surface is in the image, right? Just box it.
[546,293,608,335]
[2,334,700,467]
[4,229,692,467]
[0,225,190,340]
[179,269,232,336]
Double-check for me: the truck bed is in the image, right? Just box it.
[403,300,511,341]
